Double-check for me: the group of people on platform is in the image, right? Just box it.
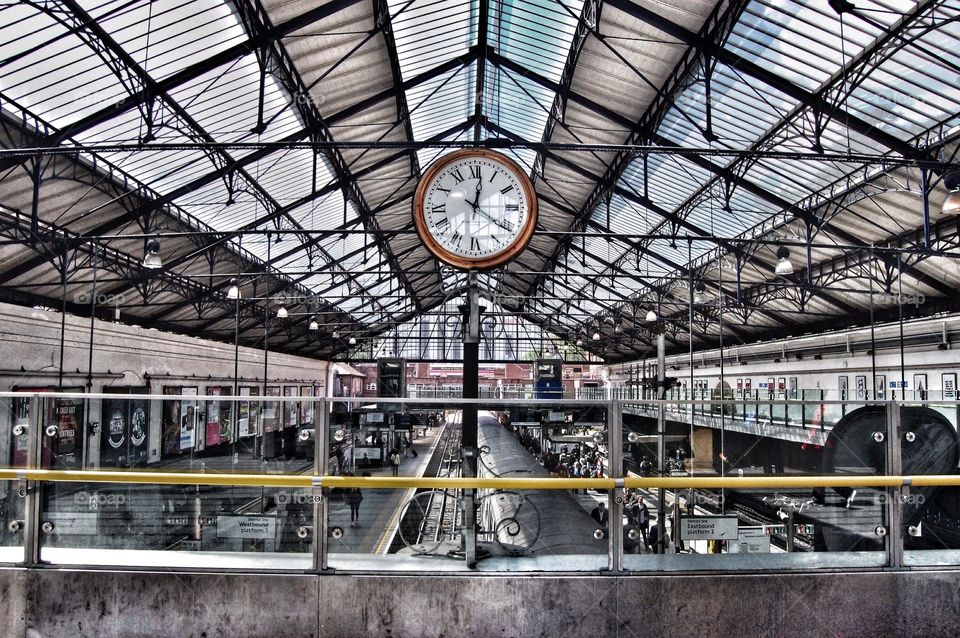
[542,448,607,485]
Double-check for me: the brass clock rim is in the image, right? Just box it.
[412,148,538,272]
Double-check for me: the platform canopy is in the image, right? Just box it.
[1,0,958,362]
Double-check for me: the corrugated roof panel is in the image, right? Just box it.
[0,5,126,127]
[406,64,474,141]
[727,0,885,92]
[389,0,477,80]
[846,16,960,140]
[79,0,248,82]
[170,54,304,151]
[493,0,582,84]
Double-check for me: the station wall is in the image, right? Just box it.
[0,301,330,468]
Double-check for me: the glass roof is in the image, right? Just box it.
[1,0,958,362]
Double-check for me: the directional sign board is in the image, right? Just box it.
[736,527,771,553]
[680,515,739,540]
[216,515,277,540]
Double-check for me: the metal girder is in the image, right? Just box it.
[521,0,751,298]
[231,0,418,311]
[0,0,368,174]
[373,0,420,175]
[533,0,603,180]
[483,119,799,332]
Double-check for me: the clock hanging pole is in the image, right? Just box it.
[461,269,481,567]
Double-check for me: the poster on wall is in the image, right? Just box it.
[284,386,298,429]
[745,378,752,392]
[129,396,149,467]
[247,387,260,437]
[300,386,313,426]
[943,373,957,401]
[162,387,182,458]
[838,376,849,401]
[48,395,84,470]
[180,387,198,451]
[875,375,887,400]
[100,396,128,468]
[914,374,928,400]
[855,376,867,401]
[206,387,222,447]
[263,387,279,433]
[238,387,251,438]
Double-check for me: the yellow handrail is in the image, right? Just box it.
[0,468,956,490]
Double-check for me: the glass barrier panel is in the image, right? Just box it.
[899,400,960,567]
[324,398,608,571]
[622,399,890,570]
[35,395,316,569]
[0,396,27,562]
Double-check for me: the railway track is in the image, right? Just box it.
[392,417,464,554]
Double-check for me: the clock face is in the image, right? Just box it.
[413,149,537,270]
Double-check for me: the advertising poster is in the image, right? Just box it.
[48,396,84,470]
[247,387,261,437]
[855,376,867,401]
[129,397,149,467]
[284,386,298,429]
[100,396,128,468]
[914,374,928,400]
[943,373,957,401]
[206,387,222,447]
[263,387,279,433]
[162,387,182,458]
[875,375,887,400]
[300,386,313,426]
[180,387,198,451]
[217,388,232,444]
[238,387,251,438]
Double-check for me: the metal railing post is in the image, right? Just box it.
[22,394,42,565]
[315,397,329,572]
[608,400,623,572]
[886,401,904,569]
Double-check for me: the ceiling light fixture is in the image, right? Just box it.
[142,239,162,269]
[645,309,658,322]
[276,304,288,319]
[943,171,960,216]
[227,278,241,300]
[694,281,711,304]
[774,246,794,276]
[309,317,319,331]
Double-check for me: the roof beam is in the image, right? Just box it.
[0,0,367,173]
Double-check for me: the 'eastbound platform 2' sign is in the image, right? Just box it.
[680,515,739,540]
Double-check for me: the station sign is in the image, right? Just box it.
[43,511,98,535]
[679,515,738,540]
[737,527,771,553]
[216,515,277,539]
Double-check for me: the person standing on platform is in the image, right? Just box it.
[346,479,363,528]
[591,501,609,528]
[390,449,401,476]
